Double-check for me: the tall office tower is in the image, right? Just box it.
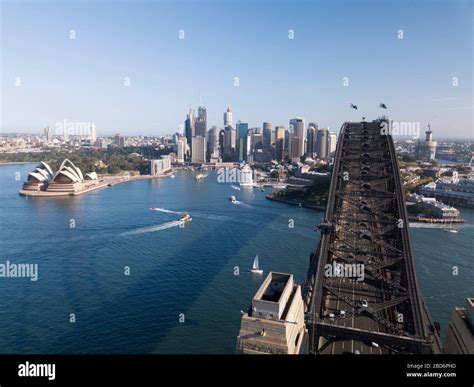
[284,129,291,158]
[224,125,236,157]
[290,117,305,157]
[176,138,186,163]
[90,125,97,143]
[191,136,206,164]
[207,126,220,160]
[219,129,225,157]
[185,109,195,149]
[275,126,285,162]
[44,126,52,142]
[289,136,301,160]
[224,106,233,127]
[316,127,329,159]
[328,132,337,155]
[236,121,249,162]
[306,123,318,156]
[195,106,207,138]
[263,122,272,150]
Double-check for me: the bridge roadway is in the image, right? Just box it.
[305,120,441,354]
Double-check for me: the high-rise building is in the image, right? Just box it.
[185,109,195,150]
[275,126,285,162]
[316,127,329,159]
[114,133,125,147]
[290,136,301,160]
[328,132,337,155]
[263,122,272,151]
[191,136,206,164]
[44,126,52,142]
[90,125,97,143]
[290,118,305,157]
[195,106,207,138]
[237,121,249,162]
[223,126,236,158]
[306,123,318,156]
[224,107,233,127]
[207,126,220,161]
[176,138,186,163]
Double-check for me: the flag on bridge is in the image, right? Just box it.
[350,103,358,110]
[379,103,387,109]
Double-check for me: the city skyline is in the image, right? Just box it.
[1,0,473,138]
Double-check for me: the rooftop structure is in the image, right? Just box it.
[236,272,308,354]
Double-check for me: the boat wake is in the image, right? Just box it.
[121,221,182,236]
[149,207,182,214]
[231,185,241,191]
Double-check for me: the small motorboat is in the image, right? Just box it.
[179,213,192,223]
[230,195,237,204]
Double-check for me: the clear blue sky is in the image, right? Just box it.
[1,0,472,138]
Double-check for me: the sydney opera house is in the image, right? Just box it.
[21,159,101,196]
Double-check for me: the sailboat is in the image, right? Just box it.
[251,254,263,274]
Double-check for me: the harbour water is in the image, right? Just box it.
[0,164,472,353]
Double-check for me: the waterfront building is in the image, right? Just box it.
[191,136,206,164]
[22,159,100,195]
[444,298,474,354]
[316,127,329,159]
[236,272,308,354]
[207,126,220,162]
[406,193,460,220]
[176,138,186,164]
[419,177,474,208]
[239,164,254,186]
[223,126,236,158]
[289,118,305,157]
[149,156,172,176]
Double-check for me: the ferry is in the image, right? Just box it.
[230,195,237,204]
[179,213,192,223]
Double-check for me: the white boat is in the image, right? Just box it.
[251,254,263,274]
[170,174,175,178]
[444,219,459,233]
[230,195,237,204]
[195,173,207,181]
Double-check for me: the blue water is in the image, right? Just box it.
[0,164,472,353]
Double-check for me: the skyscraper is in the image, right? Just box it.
[185,109,195,149]
[176,138,186,163]
[307,123,318,156]
[263,122,272,151]
[275,126,285,162]
[90,125,97,144]
[290,118,305,157]
[237,121,249,162]
[191,136,206,164]
[328,132,337,155]
[207,126,220,161]
[316,127,329,159]
[224,107,233,127]
[195,106,207,138]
